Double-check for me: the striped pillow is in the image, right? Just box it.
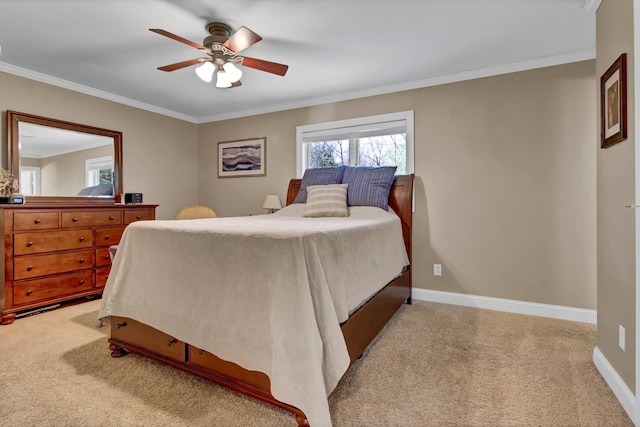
[342,166,397,210]
[303,184,349,217]
[293,166,346,203]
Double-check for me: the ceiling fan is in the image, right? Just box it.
[150,22,289,88]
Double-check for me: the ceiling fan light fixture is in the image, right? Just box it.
[195,61,215,82]
[216,69,232,88]
[223,61,242,83]
[151,22,289,85]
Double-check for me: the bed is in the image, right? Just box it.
[99,173,414,426]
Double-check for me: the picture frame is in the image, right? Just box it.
[218,137,266,178]
[601,53,627,149]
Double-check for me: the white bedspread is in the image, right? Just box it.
[98,204,409,427]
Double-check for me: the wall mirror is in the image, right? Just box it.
[6,110,122,204]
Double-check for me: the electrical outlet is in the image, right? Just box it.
[433,264,442,277]
[619,325,626,351]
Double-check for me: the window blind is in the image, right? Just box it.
[300,119,407,143]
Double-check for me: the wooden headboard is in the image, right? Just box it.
[285,174,414,263]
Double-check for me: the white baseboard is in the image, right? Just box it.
[411,288,597,324]
[592,347,637,424]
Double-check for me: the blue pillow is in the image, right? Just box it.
[294,166,345,203]
[341,166,397,210]
[77,184,114,196]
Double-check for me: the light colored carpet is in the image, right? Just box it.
[0,298,631,426]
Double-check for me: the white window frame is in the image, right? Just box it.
[85,156,113,187]
[296,110,414,178]
[19,166,40,196]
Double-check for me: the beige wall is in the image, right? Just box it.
[40,144,111,196]
[596,0,636,392]
[199,60,597,310]
[0,72,199,220]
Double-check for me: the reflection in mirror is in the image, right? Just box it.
[7,111,122,203]
[19,123,114,196]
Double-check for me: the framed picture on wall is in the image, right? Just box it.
[600,53,627,149]
[218,137,267,178]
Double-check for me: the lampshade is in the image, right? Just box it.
[223,61,242,83]
[262,195,282,212]
[195,61,215,82]
[216,68,232,88]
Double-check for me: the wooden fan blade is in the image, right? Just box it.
[158,58,206,72]
[239,56,288,76]
[223,26,262,53]
[149,29,205,50]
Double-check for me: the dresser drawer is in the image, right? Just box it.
[111,316,186,362]
[125,209,155,224]
[14,249,94,280]
[13,271,94,305]
[95,266,111,288]
[14,229,93,255]
[13,212,59,231]
[95,247,113,267]
[62,210,123,228]
[95,227,125,247]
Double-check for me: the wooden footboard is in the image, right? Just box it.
[108,267,411,426]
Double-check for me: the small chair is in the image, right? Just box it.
[175,205,217,220]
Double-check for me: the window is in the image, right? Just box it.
[85,156,114,187]
[19,166,40,196]
[296,111,414,177]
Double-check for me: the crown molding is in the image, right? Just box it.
[0,61,198,123]
[583,0,602,13]
[0,49,596,125]
[197,49,595,123]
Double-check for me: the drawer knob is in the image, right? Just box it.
[105,254,110,259]
[79,236,85,242]
[136,215,142,219]
[167,338,178,346]
[79,258,85,264]
[79,279,85,285]
[34,219,41,224]
[198,349,205,355]
[27,265,33,271]
[109,216,115,220]
[72,217,79,222]
[104,235,110,240]
[26,289,32,296]
[27,241,33,247]
[116,321,127,329]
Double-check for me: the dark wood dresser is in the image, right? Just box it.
[0,203,157,325]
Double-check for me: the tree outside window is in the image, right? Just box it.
[307,134,406,174]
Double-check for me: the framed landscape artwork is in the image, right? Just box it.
[601,53,627,149]
[218,137,266,178]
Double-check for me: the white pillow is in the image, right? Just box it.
[303,184,349,217]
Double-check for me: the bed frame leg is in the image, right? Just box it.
[109,343,128,358]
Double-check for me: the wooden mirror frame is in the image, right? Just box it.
[6,110,123,205]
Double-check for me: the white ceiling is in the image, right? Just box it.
[0,0,596,124]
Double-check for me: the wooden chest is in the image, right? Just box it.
[0,204,157,325]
